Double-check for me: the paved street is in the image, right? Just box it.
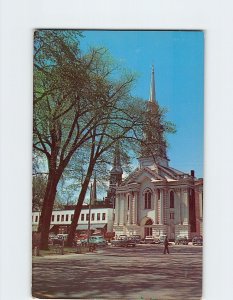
[32,244,202,300]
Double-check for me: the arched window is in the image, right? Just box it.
[144,189,152,209]
[145,219,153,225]
[170,191,174,208]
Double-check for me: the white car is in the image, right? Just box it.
[144,236,156,244]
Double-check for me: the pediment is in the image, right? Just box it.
[127,167,164,184]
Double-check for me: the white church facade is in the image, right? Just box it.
[112,67,203,240]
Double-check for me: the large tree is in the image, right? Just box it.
[33,30,143,249]
[34,30,175,249]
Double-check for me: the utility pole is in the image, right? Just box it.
[87,183,92,244]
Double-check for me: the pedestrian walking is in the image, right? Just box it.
[163,235,169,254]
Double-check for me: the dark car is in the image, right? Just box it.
[175,235,188,245]
[192,236,203,246]
[131,235,141,244]
[111,236,136,247]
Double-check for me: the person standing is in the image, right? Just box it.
[163,235,169,254]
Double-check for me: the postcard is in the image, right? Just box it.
[32,29,204,299]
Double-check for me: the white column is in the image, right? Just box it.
[163,189,167,225]
[114,194,119,225]
[119,196,124,225]
[126,193,130,225]
[134,192,138,225]
[154,191,158,224]
[160,190,164,225]
[175,189,181,224]
[132,192,138,225]
[182,188,189,225]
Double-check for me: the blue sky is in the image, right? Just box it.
[80,30,204,178]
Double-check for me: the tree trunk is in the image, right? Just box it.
[66,163,95,246]
[39,173,60,250]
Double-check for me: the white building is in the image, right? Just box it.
[32,206,114,235]
[112,67,203,240]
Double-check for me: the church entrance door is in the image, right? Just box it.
[144,227,152,237]
[144,218,153,237]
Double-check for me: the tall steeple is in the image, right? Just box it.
[139,66,169,169]
[149,65,156,103]
[110,143,123,182]
[105,143,123,207]
[147,65,159,114]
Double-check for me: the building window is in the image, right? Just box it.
[51,215,54,222]
[170,212,175,219]
[97,213,100,221]
[127,195,130,210]
[61,215,64,222]
[71,214,74,221]
[144,190,152,209]
[113,213,115,221]
[145,219,153,225]
[35,216,38,222]
[157,189,160,199]
[170,191,174,208]
[86,214,89,221]
[102,213,106,221]
[66,215,69,222]
[91,213,95,221]
[57,215,60,222]
[81,214,84,221]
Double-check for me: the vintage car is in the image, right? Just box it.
[111,236,136,247]
[175,235,188,245]
[192,236,203,246]
[140,236,160,244]
[131,235,142,244]
[81,235,107,247]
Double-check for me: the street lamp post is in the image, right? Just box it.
[87,183,92,245]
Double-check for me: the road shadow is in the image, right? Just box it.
[32,245,202,299]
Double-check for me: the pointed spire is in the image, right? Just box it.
[149,65,156,103]
[111,142,123,174]
[139,66,169,168]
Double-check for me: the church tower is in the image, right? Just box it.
[105,143,123,207]
[139,66,169,169]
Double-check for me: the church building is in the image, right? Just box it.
[112,66,203,240]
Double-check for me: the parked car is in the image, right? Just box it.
[175,235,188,245]
[192,236,203,246]
[81,235,107,247]
[144,236,156,244]
[111,236,136,247]
[118,235,128,240]
[131,235,142,244]
[57,234,68,240]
